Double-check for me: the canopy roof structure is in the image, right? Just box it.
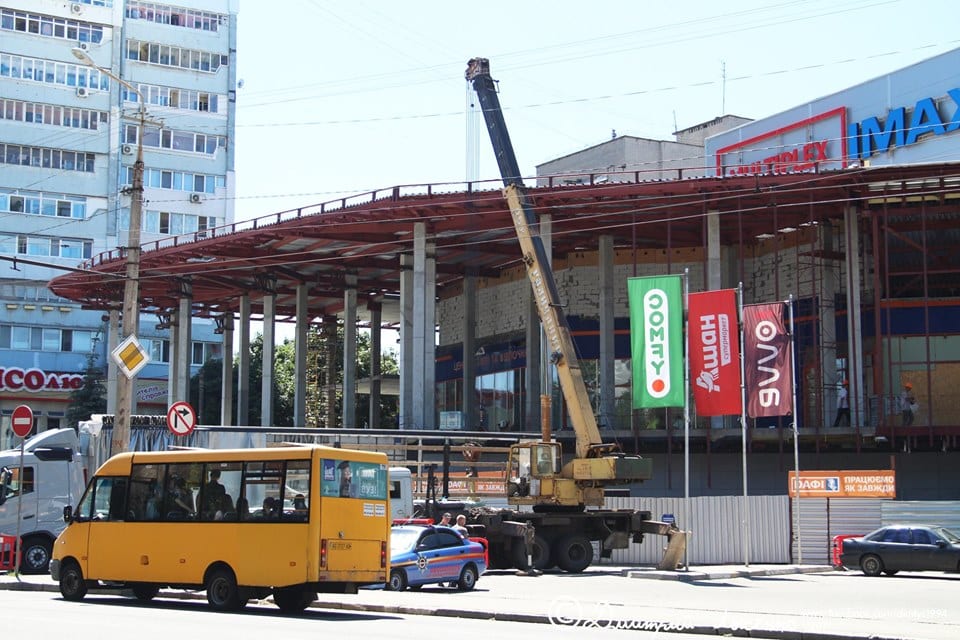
[48,163,960,322]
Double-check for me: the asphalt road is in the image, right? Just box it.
[4,565,959,639]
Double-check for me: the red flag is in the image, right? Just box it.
[688,289,742,416]
[742,302,793,418]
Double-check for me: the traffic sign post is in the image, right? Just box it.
[10,404,33,576]
[167,401,197,437]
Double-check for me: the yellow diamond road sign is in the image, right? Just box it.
[112,335,150,379]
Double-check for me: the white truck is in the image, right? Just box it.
[0,429,85,573]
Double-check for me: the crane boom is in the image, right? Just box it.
[466,57,606,459]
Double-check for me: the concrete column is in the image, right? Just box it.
[369,300,382,429]
[821,223,840,427]
[399,254,414,429]
[218,313,234,425]
[106,309,119,415]
[342,276,358,428]
[168,310,180,405]
[844,205,864,427]
[261,290,276,427]
[462,272,478,428]
[707,211,724,430]
[540,215,553,430]
[293,283,309,428]
[175,289,192,403]
[236,295,251,425]
[412,223,436,429]
[599,235,615,429]
[707,211,722,290]
[323,316,338,428]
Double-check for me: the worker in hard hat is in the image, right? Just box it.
[900,382,917,427]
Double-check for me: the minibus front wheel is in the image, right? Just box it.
[59,561,88,601]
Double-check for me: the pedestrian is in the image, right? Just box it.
[453,514,468,536]
[900,383,917,426]
[438,512,452,527]
[833,380,850,427]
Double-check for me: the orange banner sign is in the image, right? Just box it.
[788,470,896,498]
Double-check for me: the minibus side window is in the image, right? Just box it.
[91,477,128,521]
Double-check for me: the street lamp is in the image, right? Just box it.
[72,47,145,455]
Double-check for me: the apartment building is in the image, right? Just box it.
[0,0,238,446]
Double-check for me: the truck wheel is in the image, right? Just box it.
[59,561,88,601]
[512,534,551,571]
[20,535,52,575]
[206,567,245,611]
[554,534,594,573]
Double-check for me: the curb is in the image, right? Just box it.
[624,565,835,581]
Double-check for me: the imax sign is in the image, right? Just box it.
[848,89,960,160]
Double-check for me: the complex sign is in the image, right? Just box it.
[715,89,960,176]
[714,107,847,176]
[0,367,84,393]
[788,470,896,498]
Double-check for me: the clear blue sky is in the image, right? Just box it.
[233,0,959,221]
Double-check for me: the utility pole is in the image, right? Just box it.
[73,48,146,454]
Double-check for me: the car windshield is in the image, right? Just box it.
[390,528,422,555]
[934,527,960,543]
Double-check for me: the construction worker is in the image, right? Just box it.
[833,380,850,427]
[900,383,917,427]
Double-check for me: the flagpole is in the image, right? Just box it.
[789,294,802,564]
[682,268,690,571]
[738,281,750,567]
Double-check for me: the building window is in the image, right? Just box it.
[0,9,104,43]
[0,53,109,92]
[129,168,225,196]
[0,325,94,352]
[0,144,94,173]
[0,189,87,219]
[126,38,226,73]
[126,2,227,32]
[0,99,107,131]
[123,124,223,156]
[192,341,223,365]
[149,339,171,364]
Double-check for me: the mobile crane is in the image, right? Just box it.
[447,58,684,571]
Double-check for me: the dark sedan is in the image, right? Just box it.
[840,525,960,576]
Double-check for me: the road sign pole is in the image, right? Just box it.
[10,404,33,580]
[14,439,24,579]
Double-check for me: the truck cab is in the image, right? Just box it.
[0,429,85,573]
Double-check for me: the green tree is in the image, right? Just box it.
[189,357,224,425]
[66,351,107,429]
[239,334,295,427]
[191,330,398,428]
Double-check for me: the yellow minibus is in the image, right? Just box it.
[50,445,389,612]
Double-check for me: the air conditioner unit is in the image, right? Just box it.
[76,86,89,98]
[189,193,202,204]
[121,144,134,156]
[70,3,83,14]
[76,41,89,52]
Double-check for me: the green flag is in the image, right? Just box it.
[628,275,684,408]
